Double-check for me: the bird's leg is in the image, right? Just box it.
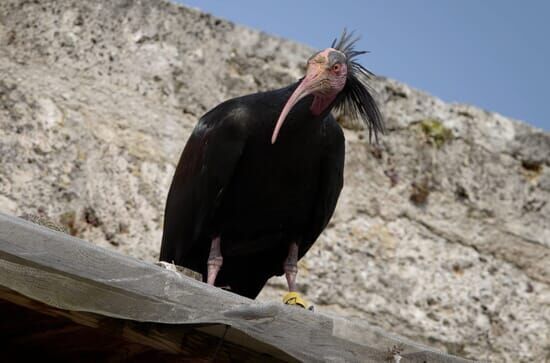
[284,242,299,292]
[282,242,309,309]
[207,236,223,285]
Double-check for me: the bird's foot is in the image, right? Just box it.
[283,292,312,310]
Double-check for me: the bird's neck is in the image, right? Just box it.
[310,94,337,116]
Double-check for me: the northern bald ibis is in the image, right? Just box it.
[160,31,384,307]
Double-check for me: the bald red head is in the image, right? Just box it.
[271,48,348,144]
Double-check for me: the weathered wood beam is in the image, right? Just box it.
[0,212,472,362]
[0,286,283,362]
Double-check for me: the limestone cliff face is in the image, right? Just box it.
[0,1,548,361]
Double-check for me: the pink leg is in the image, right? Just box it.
[207,236,223,285]
[284,242,299,292]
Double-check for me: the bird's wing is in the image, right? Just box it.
[160,104,247,269]
[300,119,345,259]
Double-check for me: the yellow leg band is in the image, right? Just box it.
[283,292,308,308]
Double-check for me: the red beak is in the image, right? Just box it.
[271,73,319,144]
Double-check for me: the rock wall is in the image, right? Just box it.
[0,1,548,361]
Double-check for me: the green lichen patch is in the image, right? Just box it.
[418,119,453,148]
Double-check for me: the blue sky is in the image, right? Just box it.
[177,1,549,130]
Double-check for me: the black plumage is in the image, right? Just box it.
[160,31,383,299]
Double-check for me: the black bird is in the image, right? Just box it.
[160,31,384,305]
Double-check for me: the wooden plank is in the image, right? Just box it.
[0,294,207,362]
[0,286,284,362]
[0,212,473,362]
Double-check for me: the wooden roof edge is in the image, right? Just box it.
[0,212,474,362]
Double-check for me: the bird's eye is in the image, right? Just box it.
[332,63,341,72]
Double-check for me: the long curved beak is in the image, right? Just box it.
[271,73,319,144]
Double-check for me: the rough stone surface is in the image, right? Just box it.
[0,1,548,362]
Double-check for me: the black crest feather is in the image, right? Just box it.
[332,29,385,142]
